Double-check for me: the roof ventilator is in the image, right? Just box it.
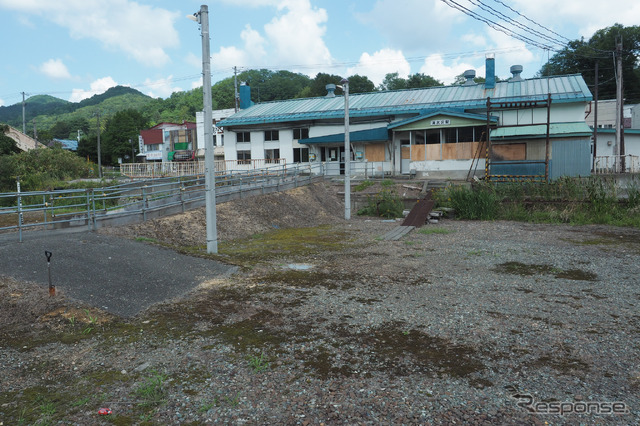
[510,65,524,82]
[463,69,476,86]
[325,84,336,98]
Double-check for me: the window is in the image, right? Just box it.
[265,148,280,163]
[237,150,251,164]
[443,128,457,143]
[264,130,279,141]
[237,132,251,143]
[457,127,474,143]
[426,129,440,144]
[293,147,309,163]
[293,128,309,139]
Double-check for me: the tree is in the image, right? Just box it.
[539,24,640,102]
[347,74,376,94]
[406,73,443,88]
[378,72,407,91]
[101,109,149,164]
[378,72,443,91]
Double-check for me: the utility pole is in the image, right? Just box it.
[96,110,102,178]
[593,61,598,172]
[32,119,37,140]
[22,92,26,134]
[234,66,239,113]
[615,39,623,172]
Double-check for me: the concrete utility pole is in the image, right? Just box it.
[593,61,598,172]
[32,119,37,140]
[22,92,26,134]
[615,39,623,172]
[341,78,351,220]
[189,4,218,254]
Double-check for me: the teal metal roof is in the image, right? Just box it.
[299,127,389,145]
[387,110,498,129]
[218,74,592,128]
[491,122,593,139]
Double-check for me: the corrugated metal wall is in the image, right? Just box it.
[550,138,592,179]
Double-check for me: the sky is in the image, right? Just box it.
[0,0,639,107]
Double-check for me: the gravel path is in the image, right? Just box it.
[1,214,639,424]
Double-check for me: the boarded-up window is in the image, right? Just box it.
[411,145,426,161]
[491,143,526,161]
[365,143,386,162]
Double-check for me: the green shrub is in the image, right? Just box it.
[357,189,404,219]
[447,183,499,220]
[353,180,375,192]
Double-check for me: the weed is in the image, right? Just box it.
[248,352,269,372]
[139,412,153,422]
[82,309,98,334]
[71,396,90,407]
[225,392,241,407]
[68,315,75,326]
[135,370,168,407]
[418,227,455,235]
[357,189,404,219]
[353,180,375,192]
[199,400,217,412]
[381,179,395,187]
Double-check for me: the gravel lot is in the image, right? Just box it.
[1,182,639,425]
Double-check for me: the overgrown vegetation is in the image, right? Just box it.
[434,175,640,227]
[0,146,96,193]
[357,188,404,219]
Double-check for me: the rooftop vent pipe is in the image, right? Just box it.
[485,54,495,89]
[325,84,336,98]
[510,65,523,81]
[463,69,476,85]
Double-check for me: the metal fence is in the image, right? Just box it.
[594,155,640,174]
[0,163,324,242]
[119,159,288,178]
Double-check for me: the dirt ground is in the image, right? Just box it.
[1,180,638,425]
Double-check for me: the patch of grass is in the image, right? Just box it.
[418,227,455,235]
[248,352,269,372]
[353,180,375,192]
[218,225,352,267]
[135,370,168,407]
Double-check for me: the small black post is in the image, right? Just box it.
[45,251,55,296]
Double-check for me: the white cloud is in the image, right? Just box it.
[347,49,411,86]
[212,25,267,70]
[0,98,4,107]
[40,58,71,79]
[69,76,119,102]
[419,54,477,85]
[212,0,332,75]
[358,0,464,52]
[263,0,332,72]
[142,76,184,99]
[2,0,180,67]
[508,0,640,40]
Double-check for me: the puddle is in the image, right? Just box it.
[287,263,313,270]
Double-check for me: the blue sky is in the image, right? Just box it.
[1,0,638,107]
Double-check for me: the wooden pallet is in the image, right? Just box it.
[381,225,415,241]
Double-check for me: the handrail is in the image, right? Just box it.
[0,162,325,241]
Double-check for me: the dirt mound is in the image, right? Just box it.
[99,182,346,246]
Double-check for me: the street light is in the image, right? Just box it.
[189,4,218,254]
[337,78,350,220]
